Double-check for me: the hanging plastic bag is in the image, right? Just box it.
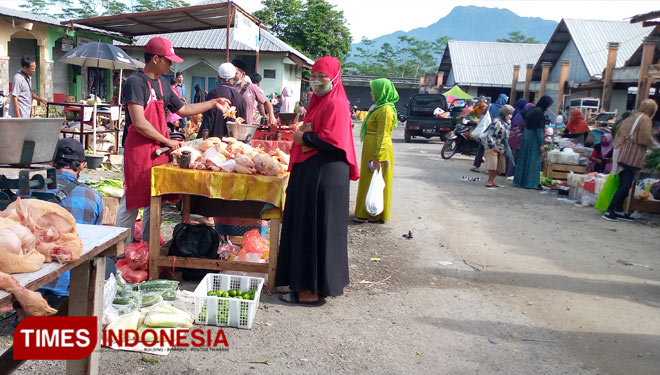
[365,169,385,216]
[470,110,491,144]
[595,173,620,213]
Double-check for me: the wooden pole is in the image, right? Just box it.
[556,59,570,115]
[601,42,619,112]
[538,62,552,99]
[225,3,233,63]
[255,26,261,72]
[436,71,444,87]
[510,65,520,103]
[523,63,534,102]
[635,37,658,108]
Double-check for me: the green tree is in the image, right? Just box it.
[255,0,352,62]
[132,0,190,13]
[346,35,450,78]
[497,31,540,44]
[19,0,57,16]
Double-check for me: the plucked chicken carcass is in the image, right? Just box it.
[253,153,282,176]
[234,154,256,174]
[0,217,45,273]
[1,198,83,263]
[0,271,57,316]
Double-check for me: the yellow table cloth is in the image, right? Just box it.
[151,164,289,208]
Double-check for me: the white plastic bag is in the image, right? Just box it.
[470,110,491,145]
[365,169,385,216]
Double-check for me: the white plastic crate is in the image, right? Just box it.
[193,273,264,329]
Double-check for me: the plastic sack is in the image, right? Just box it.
[124,242,149,270]
[365,169,385,216]
[470,110,491,143]
[242,229,269,254]
[103,273,119,325]
[116,259,148,283]
[134,220,165,245]
[595,173,620,213]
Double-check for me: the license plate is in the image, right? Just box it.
[423,128,433,133]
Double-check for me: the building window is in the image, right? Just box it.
[264,69,276,79]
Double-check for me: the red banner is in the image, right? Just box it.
[13,316,98,360]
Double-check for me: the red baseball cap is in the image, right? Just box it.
[145,36,183,63]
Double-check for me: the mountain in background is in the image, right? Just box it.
[347,6,558,62]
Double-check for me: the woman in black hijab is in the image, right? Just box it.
[513,95,553,189]
[193,84,204,103]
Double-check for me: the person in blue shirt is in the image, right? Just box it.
[13,139,105,324]
[175,72,188,128]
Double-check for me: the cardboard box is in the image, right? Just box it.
[102,196,120,225]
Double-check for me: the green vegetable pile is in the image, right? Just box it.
[645,150,660,171]
[88,178,124,198]
[539,172,559,187]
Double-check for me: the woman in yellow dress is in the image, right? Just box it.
[355,78,398,223]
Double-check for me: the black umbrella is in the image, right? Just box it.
[60,42,143,153]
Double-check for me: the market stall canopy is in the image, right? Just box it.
[63,1,258,36]
[442,85,473,100]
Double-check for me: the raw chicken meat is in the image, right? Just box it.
[253,153,281,176]
[0,271,57,316]
[171,146,203,166]
[0,249,44,274]
[2,198,83,263]
[234,154,256,174]
[0,217,37,255]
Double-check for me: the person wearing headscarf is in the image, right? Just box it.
[276,56,359,305]
[472,94,508,172]
[506,99,528,177]
[588,133,613,173]
[193,84,203,103]
[484,104,515,187]
[280,87,296,113]
[564,109,590,144]
[603,99,660,221]
[514,95,553,189]
[354,78,399,223]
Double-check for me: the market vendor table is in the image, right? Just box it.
[625,175,660,215]
[0,224,128,375]
[149,165,289,292]
[47,102,121,154]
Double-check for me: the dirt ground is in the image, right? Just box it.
[4,123,660,374]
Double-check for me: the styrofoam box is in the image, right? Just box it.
[193,273,264,329]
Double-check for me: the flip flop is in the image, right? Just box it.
[279,292,326,306]
[353,217,368,224]
[470,167,480,172]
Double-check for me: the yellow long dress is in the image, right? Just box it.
[355,105,395,222]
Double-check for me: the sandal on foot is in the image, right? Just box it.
[353,217,368,224]
[470,167,480,172]
[279,292,326,306]
[486,183,498,188]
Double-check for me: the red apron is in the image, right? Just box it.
[124,76,170,210]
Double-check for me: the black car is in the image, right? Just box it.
[402,94,454,142]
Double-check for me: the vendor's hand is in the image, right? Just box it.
[293,130,304,145]
[164,139,181,150]
[371,159,381,171]
[214,98,231,112]
[539,145,545,153]
[491,146,500,153]
[39,98,48,105]
[268,114,277,126]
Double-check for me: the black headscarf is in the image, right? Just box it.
[194,84,203,103]
[524,95,553,129]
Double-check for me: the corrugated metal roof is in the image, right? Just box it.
[563,19,652,78]
[440,40,545,87]
[119,28,313,66]
[0,5,126,38]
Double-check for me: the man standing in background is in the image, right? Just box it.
[232,59,276,126]
[175,72,188,128]
[9,56,47,118]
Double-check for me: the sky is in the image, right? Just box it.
[1,0,658,42]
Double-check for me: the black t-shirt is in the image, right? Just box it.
[122,71,185,145]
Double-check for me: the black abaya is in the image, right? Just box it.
[275,132,350,297]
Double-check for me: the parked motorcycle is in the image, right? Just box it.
[440,119,480,159]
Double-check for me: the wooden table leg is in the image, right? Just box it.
[148,196,162,280]
[267,218,281,295]
[181,195,191,223]
[66,257,105,375]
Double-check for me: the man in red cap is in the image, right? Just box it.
[116,36,231,244]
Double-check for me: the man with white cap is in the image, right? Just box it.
[116,36,232,244]
[198,62,246,138]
